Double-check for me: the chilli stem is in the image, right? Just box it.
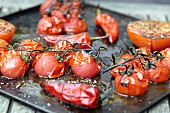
[90,34,109,41]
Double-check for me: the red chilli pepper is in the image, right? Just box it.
[42,32,108,48]
[41,81,100,109]
[42,32,91,48]
[94,9,119,43]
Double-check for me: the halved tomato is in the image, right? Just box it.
[127,20,170,51]
[0,19,15,42]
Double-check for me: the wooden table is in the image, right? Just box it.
[0,0,170,113]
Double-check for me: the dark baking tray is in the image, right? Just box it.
[1,3,170,113]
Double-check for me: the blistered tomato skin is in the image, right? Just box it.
[0,19,15,42]
[0,50,29,79]
[115,68,149,97]
[53,40,73,65]
[37,16,63,35]
[63,17,87,34]
[70,51,102,78]
[41,81,100,109]
[94,13,119,43]
[20,39,43,58]
[0,39,9,54]
[33,53,66,78]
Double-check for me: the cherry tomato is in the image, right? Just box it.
[63,17,87,34]
[32,52,66,78]
[0,39,9,69]
[0,39,9,54]
[37,16,63,35]
[115,67,149,96]
[111,53,134,78]
[51,10,64,20]
[39,0,60,15]
[140,58,170,83]
[20,39,43,50]
[0,50,29,79]
[136,47,151,55]
[69,51,102,78]
[51,0,81,18]
[0,19,15,42]
[127,20,170,51]
[160,48,170,72]
[20,39,43,58]
[53,40,73,65]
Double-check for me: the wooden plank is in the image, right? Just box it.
[9,101,35,113]
[0,95,10,113]
[148,98,170,113]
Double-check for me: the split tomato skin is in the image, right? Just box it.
[20,39,43,58]
[39,0,60,15]
[20,39,43,51]
[63,17,87,34]
[70,51,102,78]
[33,53,66,78]
[53,40,73,65]
[37,16,63,35]
[0,50,29,79]
[160,48,170,71]
[0,19,15,42]
[115,68,149,96]
[138,58,170,83]
[41,81,100,109]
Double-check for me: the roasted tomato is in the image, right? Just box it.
[39,0,60,14]
[160,48,170,72]
[20,39,43,58]
[136,47,151,55]
[0,39,9,54]
[94,13,119,43]
[0,19,15,42]
[53,40,73,65]
[63,17,87,34]
[140,58,170,83]
[127,20,170,51]
[37,16,62,35]
[69,51,102,78]
[111,53,134,78]
[114,66,149,96]
[0,50,29,79]
[32,52,66,78]
[111,47,151,78]
[0,39,9,68]
[51,10,64,20]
